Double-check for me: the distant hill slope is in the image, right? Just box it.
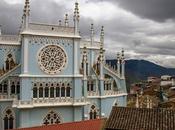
[106,59,175,90]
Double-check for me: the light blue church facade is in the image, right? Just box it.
[0,0,127,129]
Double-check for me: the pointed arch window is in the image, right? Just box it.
[5,54,15,71]
[3,82,8,93]
[17,82,20,94]
[61,83,65,97]
[0,83,2,93]
[56,87,60,97]
[39,87,43,98]
[50,87,54,98]
[11,82,16,94]
[89,105,98,120]
[33,87,37,98]
[43,111,62,125]
[45,87,49,98]
[66,83,70,97]
[3,109,14,130]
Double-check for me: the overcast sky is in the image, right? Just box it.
[1,0,175,68]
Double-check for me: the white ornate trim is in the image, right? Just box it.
[19,74,83,78]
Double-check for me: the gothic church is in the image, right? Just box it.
[0,0,127,129]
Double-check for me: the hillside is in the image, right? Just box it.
[106,59,175,90]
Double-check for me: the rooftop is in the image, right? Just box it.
[105,106,175,130]
[13,119,106,130]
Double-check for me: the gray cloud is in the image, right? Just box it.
[1,0,175,68]
[114,0,175,22]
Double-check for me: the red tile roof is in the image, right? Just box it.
[13,119,106,130]
[105,107,175,130]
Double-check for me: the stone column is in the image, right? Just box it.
[8,79,11,98]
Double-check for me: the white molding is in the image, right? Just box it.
[21,31,81,39]
[19,74,83,78]
[80,46,100,50]
[87,93,128,99]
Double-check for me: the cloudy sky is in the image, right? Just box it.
[1,0,175,68]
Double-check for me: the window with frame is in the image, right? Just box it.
[11,82,15,94]
[89,105,98,120]
[3,82,8,93]
[3,109,14,130]
[33,87,37,98]
[39,87,43,98]
[43,111,61,125]
[16,82,20,94]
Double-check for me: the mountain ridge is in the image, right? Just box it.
[106,59,175,91]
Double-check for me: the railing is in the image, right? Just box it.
[28,23,75,36]
[0,64,21,82]
[80,40,101,48]
[12,97,87,108]
[87,90,126,97]
[0,94,18,100]
[104,64,120,78]
[87,91,99,96]
[0,35,19,42]
[104,90,124,96]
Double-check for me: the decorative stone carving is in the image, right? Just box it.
[38,45,67,74]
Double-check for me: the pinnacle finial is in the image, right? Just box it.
[101,26,104,36]
[121,48,124,59]
[22,0,30,30]
[91,23,94,33]
[117,52,120,60]
[90,23,94,45]
[100,26,104,48]
[74,1,80,22]
[0,25,2,35]
[65,14,69,27]
[23,0,30,16]
[83,44,87,62]
[59,20,62,26]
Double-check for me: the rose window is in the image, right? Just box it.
[38,45,67,74]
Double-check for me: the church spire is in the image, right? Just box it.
[22,0,30,30]
[64,14,69,27]
[100,26,104,48]
[0,25,2,35]
[74,1,80,35]
[121,48,125,78]
[90,23,94,45]
[117,52,120,75]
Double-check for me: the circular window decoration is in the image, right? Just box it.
[38,45,67,74]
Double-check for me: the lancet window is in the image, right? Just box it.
[5,54,16,71]
[3,109,15,130]
[87,80,95,92]
[104,79,113,91]
[32,82,72,99]
[89,105,98,120]
[0,81,9,94]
